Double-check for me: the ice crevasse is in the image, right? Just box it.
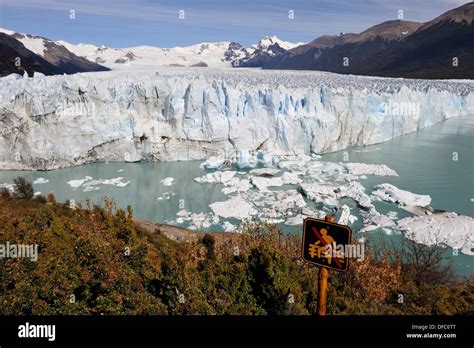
[0,68,472,170]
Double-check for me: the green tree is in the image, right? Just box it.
[13,177,34,200]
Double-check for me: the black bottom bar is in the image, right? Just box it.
[0,315,472,346]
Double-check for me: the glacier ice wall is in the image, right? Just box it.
[0,68,472,170]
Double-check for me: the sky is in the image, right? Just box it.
[0,0,470,48]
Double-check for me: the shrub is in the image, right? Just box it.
[0,187,10,198]
[13,177,34,199]
[46,193,56,204]
[201,234,216,260]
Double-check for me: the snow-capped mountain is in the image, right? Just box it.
[59,36,303,69]
[59,40,236,69]
[237,36,305,67]
[1,27,302,73]
[0,68,472,170]
[0,28,109,76]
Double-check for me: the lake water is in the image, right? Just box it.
[0,117,473,275]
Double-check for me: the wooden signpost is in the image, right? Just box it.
[301,215,352,315]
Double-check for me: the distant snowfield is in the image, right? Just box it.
[56,35,304,69]
[58,41,237,69]
[1,67,472,171]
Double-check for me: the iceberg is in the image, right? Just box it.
[200,156,226,170]
[209,196,257,220]
[398,212,474,255]
[344,163,398,176]
[33,177,49,184]
[194,170,237,184]
[160,177,175,186]
[372,183,431,206]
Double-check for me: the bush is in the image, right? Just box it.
[0,187,10,198]
[13,177,34,199]
[201,234,216,260]
[46,193,56,204]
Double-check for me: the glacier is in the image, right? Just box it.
[0,68,472,170]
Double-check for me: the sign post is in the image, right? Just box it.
[318,215,333,315]
[301,214,352,315]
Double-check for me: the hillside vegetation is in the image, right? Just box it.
[0,178,472,315]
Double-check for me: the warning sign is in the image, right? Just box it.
[301,217,352,272]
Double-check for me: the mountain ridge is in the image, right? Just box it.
[264,3,474,79]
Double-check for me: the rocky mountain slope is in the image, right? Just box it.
[0,28,109,77]
[264,3,474,79]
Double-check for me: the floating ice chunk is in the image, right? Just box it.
[249,168,280,177]
[284,208,325,225]
[195,170,237,184]
[337,205,358,225]
[260,218,285,224]
[299,183,339,207]
[359,208,396,233]
[344,163,398,176]
[0,183,15,193]
[261,189,307,219]
[387,211,399,220]
[285,214,305,225]
[112,179,130,187]
[221,178,251,194]
[251,171,301,191]
[67,177,91,188]
[236,150,256,169]
[372,183,431,206]
[189,213,212,229]
[161,177,174,186]
[300,181,372,209]
[398,212,474,255]
[256,151,273,166]
[278,155,311,170]
[200,156,225,170]
[359,208,396,232]
[33,177,49,184]
[281,172,302,185]
[321,162,345,174]
[176,209,190,217]
[209,196,257,219]
[273,189,306,212]
[338,181,373,209]
[221,221,236,232]
[157,191,176,200]
[90,177,130,187]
